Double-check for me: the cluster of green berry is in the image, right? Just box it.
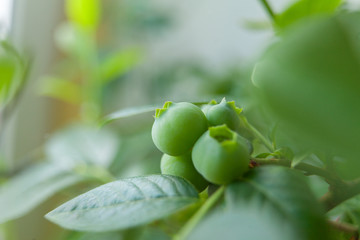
[151,99,251,191]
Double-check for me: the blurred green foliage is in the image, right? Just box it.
[3,0,360,240]
[0,41,28,108]
[254,12,360,180]
[275,0,343,29]
[66,0,100,30]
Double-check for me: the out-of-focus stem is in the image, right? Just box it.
[328,220,358,236]
[239,115,274,152]
[259,0,276,22]
[252,158,340,183]
[321,179,360,212]
[174,185,225,240]
[252,157,360,212]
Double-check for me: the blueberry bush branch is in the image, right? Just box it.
[251,158,340,184]
[239,115,274,152]
[328,220,358,237]
[252,156,360,217]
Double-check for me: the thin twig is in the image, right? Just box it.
[328,220,358,236]
[258,0,276,22]
[239,115,274,152]
[252,158,340,183]
[321,179,360,212]
[174,185,225,240]
[251,157,360,212]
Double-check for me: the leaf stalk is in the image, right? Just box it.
[174,185,225,240]
[258,0,276,22]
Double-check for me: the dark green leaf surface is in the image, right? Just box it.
[46,175,198,232]
[224,166,330,240]
[253,12,360,179]
[0,163,82,224]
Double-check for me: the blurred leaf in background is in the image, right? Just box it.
[0,41,28,108]
[105,0,173,39]
[66,0,100,30]
[275,0,343,30]
[0,54,16,104]
[328,194,360,231]
[100,48,142,83]
[45,125,120,171]
[0,163,83,224]
[39,76,82,104]
[253,12,360,179]
[42,0,147,124]
[54,23,94,63]
[0,124,120,225]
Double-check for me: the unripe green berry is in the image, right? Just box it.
[192,125,250,185]
[200,100,217,116]
[152,101,208,156]
[204,98,242,132]
[161,153,208,191]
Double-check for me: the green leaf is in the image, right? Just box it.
[224,166,331,240]
[243,19,272,30]
[253,12,360,180]
[188,206,292,240]
[255,152,271,158]
[101,101,210,126]
[328,194,360,230]
[276,0,343,29]
[307,175,329,199]
[45,175,199,232]
[0,56,16,104]
[39,76,82,104]
[101,105,158,125]
[66,0,100,29]
[0,41,28,107]
[0,163,82,224]
[100,48,142,83]
[55,23,94,62]
[65,232,123,240]
[46,125,119,170]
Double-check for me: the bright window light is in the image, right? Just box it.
[0,0,14,39]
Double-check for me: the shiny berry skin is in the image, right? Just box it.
[152,101,208,156]
[161,152,208,191]
[192,125,250,185]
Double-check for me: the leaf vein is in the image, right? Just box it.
[123,180,147,199]
[146,178,167,196]
[50,196,197,215]
[161,175,181,195]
